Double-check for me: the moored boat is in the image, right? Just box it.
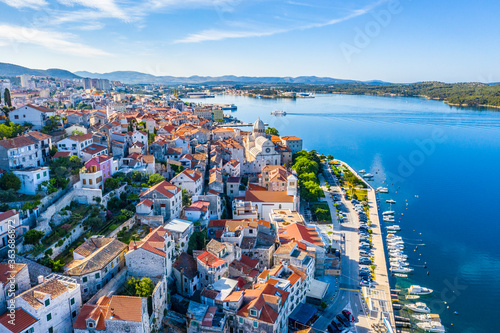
[405,302,431,313]
[416,321,446,332]
[408,285,433,295]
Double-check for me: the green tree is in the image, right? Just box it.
[148,173,165,186]
[182,189,192,207]
[4,88,11,108]
[104,177,121,190]
[265,127,279,136]
[327,154,334,160]
[24,229,45,244]
[0,172,21,191]
[187,231,206,255]
[84,217,103,230]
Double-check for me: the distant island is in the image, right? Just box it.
[246,82,500,108]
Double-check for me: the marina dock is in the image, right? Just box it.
[340,162,396,331]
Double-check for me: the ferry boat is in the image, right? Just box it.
[405,302,431,313]
[408,285,433,295]
[377,187,389,193]
[416,321,446,332]
[412,314,441,322]
[221,104,237,110]
[271,110,286,116]
[297,92,315,98]
[386,199,396,204]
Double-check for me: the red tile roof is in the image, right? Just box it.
[140,180,180,199]
[197,251,226,268]
[245,190,294,203]
[0,210,17,222]
[278,223,324,246]
[0,308,37,333]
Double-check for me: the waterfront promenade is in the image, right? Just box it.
[340,161,395,330]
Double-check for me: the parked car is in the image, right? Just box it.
[336,314,350,327]
[342,310,355,322]
[327,324,338,333]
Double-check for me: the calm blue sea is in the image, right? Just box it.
[186,93,500,332]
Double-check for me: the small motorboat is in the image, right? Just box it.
[405,302,431,313]
[377,187,389,193]
[416,321,446,332]
[405,295,420,300]
[408,285,433,295]
[359,169,366,174]
[390,265,413,273]
[383,211,395,215]
[363,173,374,178]
[386,199,396,204]
[386,225,401,231]
[394,273,408,278]
[412,313,441,322]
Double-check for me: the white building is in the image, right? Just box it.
[0,210,28,251]
[56,133,93,158]
[9,104,54,130]
[125,226,175,279]
[164,218,194,255]
[0,136,41,171]
[13,166,49,195]
[171,169,204,196]
[14,274,82,333]
[139,181,182,221]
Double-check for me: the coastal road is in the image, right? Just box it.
[311,163,371,333]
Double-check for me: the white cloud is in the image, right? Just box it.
[0,24,111,57]
[56,0,129,20]
[174,0,386,43]
[0,0,47,9]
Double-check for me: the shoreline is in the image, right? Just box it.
[337,160,396,329]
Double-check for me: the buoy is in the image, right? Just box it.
[454,311,458,315]
[427,271,430,275]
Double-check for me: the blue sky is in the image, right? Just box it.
[0,0,499,83]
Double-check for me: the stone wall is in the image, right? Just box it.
[14,255,52,285]
[34,223,86,261]
[108,215,136,238]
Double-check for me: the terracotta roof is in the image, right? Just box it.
[0,210,17,222]
[0,308,37,333]
[185,200,209,212]
[0,263,25,284]
[67,133,93,142]
[26,104,52,113]
[82,144,107,155]
[173,169,202,182]
[173,252,198,279]
[136,199,153,207]
[26,131,51,141]
[281,136,302,141]
[197,251,226,268]
[278,223,324,247]
[106,295,144,322]
[206,239,226,255]
[140,180,180,199]
[128,226,170,258]
[245,190,294,203]
[223,290,244,302]
[0,136,35,149]
[19,278,72,309]
[237,283,289,324]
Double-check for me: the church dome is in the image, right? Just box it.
[253,118,265,132]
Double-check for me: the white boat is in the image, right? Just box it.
[386,225,401,231]
[377,187,389,193]
[405,302,430,313]
[408,285,433,295]
[359,169,366,174]
[394,273,408,278]
[390,266,413,273]
[416,321,446,332]
[383,211,395,215]
[363,173,374,178]
[405,295,420,300]
[412,314,441,322]
[383,217,395,222]
[386,199,396,204]
[271,110,286,116]
[390,260,409,267]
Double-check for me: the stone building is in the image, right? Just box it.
[139,180,182,221]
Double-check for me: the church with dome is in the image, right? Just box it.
[243,118,281,166]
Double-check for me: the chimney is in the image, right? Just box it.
[37,275,44,284]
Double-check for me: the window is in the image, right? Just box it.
[88,322,94,328]
[82,276,88,283]
[45,299,50,306]
[14,115,19,119]
[72,311,76,318]
[48,328,53,333]
[83,288,88,293]
[95,272,100,279]
[83,179,86,185]
[250,309,257,317]
[46,313,52,321]
[238,318,243,324]
[71,297,75,305]
[37,174,40,179]
[253,321,258,328]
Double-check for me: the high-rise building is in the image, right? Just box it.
[20,74,32,88]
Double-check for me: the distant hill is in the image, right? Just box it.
[0,62,80,79]
[74,71,389,85]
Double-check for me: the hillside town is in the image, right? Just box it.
[0,75,362,333]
